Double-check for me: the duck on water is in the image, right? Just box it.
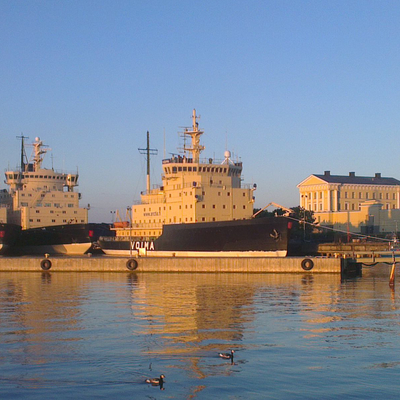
[145,374,165,386]
[219,349,234,360]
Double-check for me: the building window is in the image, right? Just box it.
[366,193,369,199]
[352,192,355,199]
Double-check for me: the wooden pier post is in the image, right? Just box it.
[389,262,396,287]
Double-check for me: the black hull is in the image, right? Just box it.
[99,217,291,255]
[0,223,22,255]
[8,223,113,255]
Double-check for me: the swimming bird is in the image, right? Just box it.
[219,350,234,360]
[145,374,165,386]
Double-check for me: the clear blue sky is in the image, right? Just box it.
[1,0,400,222]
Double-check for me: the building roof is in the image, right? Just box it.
[313,171,400,186]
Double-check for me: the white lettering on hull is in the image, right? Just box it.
[130,241,155,251]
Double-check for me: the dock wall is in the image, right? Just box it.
[0,256,360,276]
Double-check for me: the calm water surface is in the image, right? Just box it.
[1,267,400,399]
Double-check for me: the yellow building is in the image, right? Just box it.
[297,171,400,234]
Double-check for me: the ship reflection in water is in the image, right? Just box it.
[1,267,400,399]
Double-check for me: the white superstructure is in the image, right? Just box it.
[2,137,88,229]
[116,110,256,239]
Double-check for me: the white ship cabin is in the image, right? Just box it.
[2,137,88,229]
[126,110,256,239]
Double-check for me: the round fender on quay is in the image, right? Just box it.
[40,259,52,271]
[126,258,138,271]
[301,258,314,271]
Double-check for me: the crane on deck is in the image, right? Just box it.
[252,202,294,218]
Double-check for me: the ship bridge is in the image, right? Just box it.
[5,169,79,192]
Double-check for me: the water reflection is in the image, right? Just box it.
[1,270,400,398]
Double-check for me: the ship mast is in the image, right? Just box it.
[32,137,50,171]
[183,109,205,163]
[16,135,29,172]
[139,131,158,193]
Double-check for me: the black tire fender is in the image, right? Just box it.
[126,258,138,271]
[40,259,52,271]
[301,258,314,271]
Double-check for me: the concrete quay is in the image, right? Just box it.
[0,255,361,277]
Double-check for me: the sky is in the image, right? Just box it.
[1,0,400,223]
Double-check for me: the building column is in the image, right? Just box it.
[327,189,331,211]
[334,189,338,211]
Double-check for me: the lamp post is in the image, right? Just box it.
[127,206,132,257]
[301,195,308,240]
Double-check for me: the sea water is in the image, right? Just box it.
[1,267,400,399]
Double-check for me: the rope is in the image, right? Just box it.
[285,215,394,244]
